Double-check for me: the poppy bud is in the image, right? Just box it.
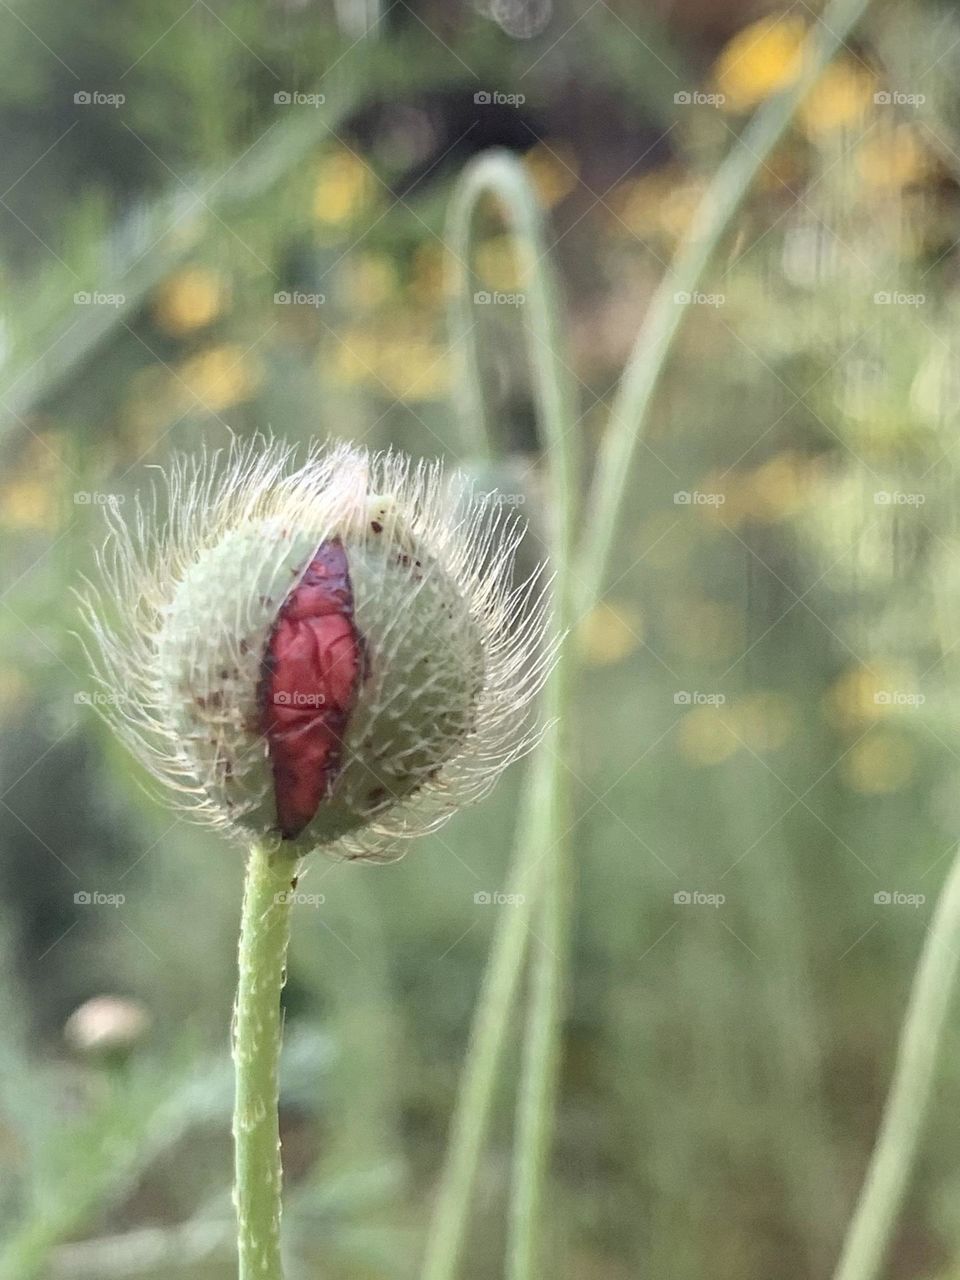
[80,438,554,859]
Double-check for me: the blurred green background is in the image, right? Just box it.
[3,0,960,1277]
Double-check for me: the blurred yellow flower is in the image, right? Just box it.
[475,234,532,292]
[677,707,739,766]
[0,666,27,713]
[523,142,579,208]
[826,665,916,730]
[313,151,375,225]
[0,477,57,530]
[611,169,704,244]
[154,267,226,335]
[714,14,808,113]
[178,345,261,412]
[340,253,398,309]
[331,328,449,401]
[408,243,450,308]
[799,61,877,136]
[857,124,933,190]
[577,601,644,666]
[376,337,450,400]
[746,452,817,522]
[842,731,914,793]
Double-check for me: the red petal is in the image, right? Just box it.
[259,540,364,838]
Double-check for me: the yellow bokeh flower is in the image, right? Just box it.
[714,14,809,113]
[677,707,739,766]
[313,151,375,225]
[825,665,916,730]
[475,234,532,292]
[340,253,398,310]
[799,61,876,137]
[857,124,933,190]
[577,601,644,667]
[523,142,579,208]
[154,267,226,335]
[0,478,57,530]
[843,731,914,794]
[178,345,261,412]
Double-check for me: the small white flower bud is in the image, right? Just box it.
[79,438,555,859]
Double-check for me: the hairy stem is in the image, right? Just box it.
[233,843,297,1280]
[424,150,579,1280]
[832,851,960,1280]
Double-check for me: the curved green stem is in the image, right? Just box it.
[832,851,960,1280]
[233,843,297,1280]
[424,151,578,1280]
[577,0,876,610]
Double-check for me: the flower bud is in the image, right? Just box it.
[80,439,554,859]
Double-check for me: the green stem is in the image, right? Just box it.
[419,820,545,1280]
[577,0,875,610]
[424,150,578,1280]
[233,843,297,1280]
[831,851,960,1280]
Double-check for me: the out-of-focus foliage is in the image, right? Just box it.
[5,1,960,1278]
